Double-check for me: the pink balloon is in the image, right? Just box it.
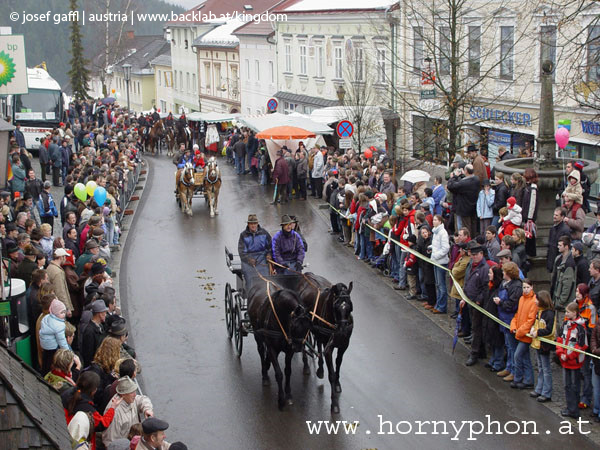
[555,127,570,150]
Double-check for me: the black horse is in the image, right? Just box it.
[247,281,312,410]
[296,273,353,414]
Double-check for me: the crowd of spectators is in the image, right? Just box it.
[7,100,187,449]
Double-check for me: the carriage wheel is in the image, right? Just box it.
[225,283,233,339]
[304,332,316,357]
[233,297,244,357]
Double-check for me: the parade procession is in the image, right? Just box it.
[3,0,600,449]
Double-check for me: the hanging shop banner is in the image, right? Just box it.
[488,130,511,168]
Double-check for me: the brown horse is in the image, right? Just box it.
[203,157,221,217]
[165,126,176,158]
[176,162,195,216]
[147,120,166,155]
[176,122,190,149]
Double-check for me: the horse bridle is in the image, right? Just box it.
[179,164,194,187]
[205,161,220,184]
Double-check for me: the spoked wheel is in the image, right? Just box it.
[225,283,233,339]
[233,296,243,357]
[304,332,317,358]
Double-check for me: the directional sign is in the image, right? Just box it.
[336,120,354,138]
[267,98,278,112]
[0,35,28,95]
[338,138,352,149]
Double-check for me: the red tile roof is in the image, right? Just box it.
[167,0,285,25]
[233,0,295,36]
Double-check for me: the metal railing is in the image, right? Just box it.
[116,158,142,224]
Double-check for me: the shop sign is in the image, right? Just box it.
[469,106,532,127]
[581,120,600,136]
[420,89,436,99]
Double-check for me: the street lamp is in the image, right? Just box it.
[123,63,132,112]
[336,84,346,104]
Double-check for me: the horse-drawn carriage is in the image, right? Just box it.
[224,246,354,413]
[175,158,221,217]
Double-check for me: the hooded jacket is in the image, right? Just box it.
[431,224,450,265]
[510,290,538,343]
[272,229,305,265]
[556,316,587,370]
[237,225,272,265]
[551,252,577,310]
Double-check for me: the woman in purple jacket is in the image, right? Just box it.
[272,215,305,274]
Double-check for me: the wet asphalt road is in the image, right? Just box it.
[120,155,596,449]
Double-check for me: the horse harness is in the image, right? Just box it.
[179,165,194,188]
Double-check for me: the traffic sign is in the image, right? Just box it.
[267,98,278,112]
[0,35,28,95]
[336,120,354,138]
[339,138,352,149]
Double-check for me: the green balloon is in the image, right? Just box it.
[74,183,87,202]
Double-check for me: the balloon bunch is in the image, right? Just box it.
[73,181,108,206]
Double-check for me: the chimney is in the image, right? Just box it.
[127,30,135,40]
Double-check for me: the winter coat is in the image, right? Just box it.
[271,230,305,265]
[431,184,446,215]
[510,291,538,343]
[483,284,505,348]
[492,181,510,216]
[551,253,577,310]
[447,175,479,217]
[562,170,584,205]
[48,142,62,168]
[463,259,489,306]
[431,224,449,265]
[590,323,600,358]
[416,235,435,285]
[575,255,591,287]
[237,225,272,265]
[271,156,290,185]
[47,261,74,312]
[296,157,308,179]
[521,183,538,223]
[556,317,588,370]
[497,278,523,329]
[512,243,527,273]
[589,276,600,310]
[311,151,325,178]
[535,308,556,353]
[504,204,522,227]
[80,320,106,368]
[450,254,470,299]
[102,394,153,447]
[565,203,586,240]
[486,239,501,263]
[11,162,26,193]
[546,222,571,272]
[38,190,58,218]
[39,313,69,351]
[39,143,50,165]
[476,189,495,219]
[14,128,25,148]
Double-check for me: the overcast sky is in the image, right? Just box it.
[170,0,201,9]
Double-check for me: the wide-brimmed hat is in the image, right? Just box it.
[116,376,137,395]
[466,240,483,253]
[85,240,100,250]
[109,319,128,337]
[247,214,258,224]
[280,215,294,225]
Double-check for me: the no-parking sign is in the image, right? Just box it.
[267,98,278,112]
[336,120,354,138]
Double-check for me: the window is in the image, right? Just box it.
[334,45,343,79]
[184,30,188,49]
[186,72,190,92]
[255,60,260,81]
[540,25,557,80]
[284,102,297,113]
[316,44,324,77]
[299,41,307,75]
[192,73,196,93]
[204,64,211,93]
[587,25,600,82]
[269,60,274,83]
[179,72,183,91]
[173,70,177,89]
[214,64,221,91]
[160,100,166,112]
[468,26,481,77]
[245,59,250,80]
[377,48,386,83]
[413,27,424,75]
[158,70,162,86]
[285,40,292,72]
[439,27,451,76]
[500,26,514,80]
[354,46,364,81]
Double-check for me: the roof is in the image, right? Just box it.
[310,106,400,124]
[149,48,172,67]
[237,111,333,134]
[187,111,241,122]
[193,18,245,48]
[274,91,340,109]
[26,68,61,91]
[233,0,291,36]
[0,343,71,449]
[0,117,15,132]
[114,39,171,75]
[167,0,285,25]
[89,34,160,72]
[284,0,397,11]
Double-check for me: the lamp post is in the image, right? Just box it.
[123,63,132,113]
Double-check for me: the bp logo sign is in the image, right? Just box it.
[0,51,16,87]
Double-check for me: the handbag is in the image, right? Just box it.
[524,220,537,239]
[251,156,259,168]
[530,311,556,350]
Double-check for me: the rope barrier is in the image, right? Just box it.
[328,203,600,360]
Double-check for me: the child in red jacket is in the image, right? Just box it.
[556,302,588,418]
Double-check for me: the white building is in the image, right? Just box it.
[150,49,174,114]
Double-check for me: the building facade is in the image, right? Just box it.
[150,50,174,114]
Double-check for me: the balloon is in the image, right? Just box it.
[111,89,115,94]
[364,148,373,159]
[94,186,107,206]
[74,183,87,202]
[86,181,97,197]
[157,108,161,113]
[555,127,570,150]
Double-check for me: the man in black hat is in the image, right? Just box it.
[238,214,272,279]
[138,417,170,449]
[271,215,305,274]
[462,240,489,366]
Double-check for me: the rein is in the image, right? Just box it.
[254,269,290,344]
[179,167,193,187]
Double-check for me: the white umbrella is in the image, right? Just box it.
[400,170,431,183]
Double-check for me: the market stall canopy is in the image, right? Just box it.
[256,126,316,140]
[187,111,240,123]
[237,112,333,135]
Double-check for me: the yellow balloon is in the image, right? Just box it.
[86,181,97,197]
[111,89,116,94]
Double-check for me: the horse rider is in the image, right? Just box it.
[178,113,187,127]
[272,215,305,274]
[165,112,174,128]
[137,113,147,127]
[238,214,272,280]
[151,108,160,123]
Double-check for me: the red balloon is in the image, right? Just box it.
[157,108,161,113]
[364,148,373,159]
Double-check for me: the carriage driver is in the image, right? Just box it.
[272,215,305,274]
[176,148,193,169]
[238,214,272,279]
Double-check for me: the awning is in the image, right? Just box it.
[274,91,340,109]
[187,112,240,123]
[237,112,333,135]
[310,106,400,124]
